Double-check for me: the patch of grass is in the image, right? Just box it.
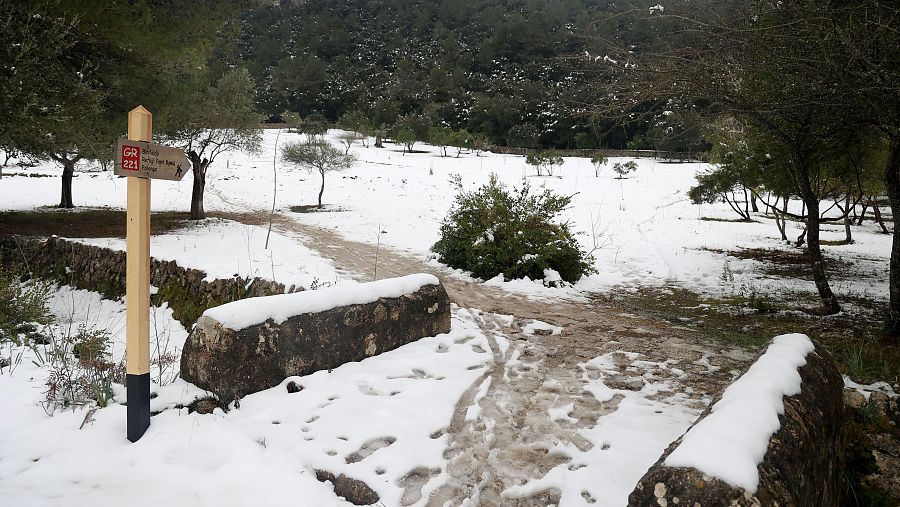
[699,216,757,223]
[703,246,860,280]
[150,276,267,330]
[0,209,191,238]
[841,405,900,507]
[0,267,52,345]
[289,204,346,213]
[605,285,899,384]
[843,344,896,384]
[151,279,229,330]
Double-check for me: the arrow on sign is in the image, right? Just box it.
[114,139,190,181]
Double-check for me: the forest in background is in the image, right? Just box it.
[222,0,687,150]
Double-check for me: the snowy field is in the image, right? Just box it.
[0,131,893,506]
[1,129,891,303]
[0,287,703,507]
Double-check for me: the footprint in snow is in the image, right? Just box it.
[398,467,441,506]
[388,368,444,381]
[345,436,397,464]
[453,335,475,345]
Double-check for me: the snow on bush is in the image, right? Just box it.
[664,333,815,493]
[203,273,439,330]
[433,174,595,285]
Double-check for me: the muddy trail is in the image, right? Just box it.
[227,210,747,506]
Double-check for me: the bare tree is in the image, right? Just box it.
[282,138,356,208]
[336,131,365,155]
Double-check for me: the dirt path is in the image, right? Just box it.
[225,209,748,505]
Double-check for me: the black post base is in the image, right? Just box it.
[127,373,150,442]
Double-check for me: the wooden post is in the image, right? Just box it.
[126,105,152,442]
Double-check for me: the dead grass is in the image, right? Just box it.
[0,209,269,238]
[703,246,863,279]
[699,216,757,223]
[289,204,348,213]
[601,285,899,385]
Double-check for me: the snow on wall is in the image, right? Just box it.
[663,333,815,493]
[203,273,440,330]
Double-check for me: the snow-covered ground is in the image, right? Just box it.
[1,129,891,303]
[0,131,892,506]
[0,286,701,507]
[79,219,345,291]
[0,286,494,506]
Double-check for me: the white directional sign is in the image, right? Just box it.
[114,138,190,181]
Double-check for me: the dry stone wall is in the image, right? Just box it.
[0,235,291,328]
[628,338,844,506]
[181,280,451,401]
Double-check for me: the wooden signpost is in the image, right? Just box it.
[119,106,188,442]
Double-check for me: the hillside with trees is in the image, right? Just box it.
[225,0,667,149]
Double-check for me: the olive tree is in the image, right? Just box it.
[587,1,853,314]
[526,150,563,177]
[1,2,108,206]
[282,138,356,208]
[170,68,262,220]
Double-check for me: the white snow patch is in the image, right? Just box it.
[77,218,341,289]
[522,319,563,336]
[548,402,577,423]
[843,375,898,401]
[466,376,492,422]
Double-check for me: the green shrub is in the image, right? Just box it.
[525,150,563,176]
[590,153,608,177]
[45,324,124,410]
[433,175,595,284]
[611,161,638,178]
[0,268,51,345]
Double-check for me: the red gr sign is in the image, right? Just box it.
[121,145,140,171]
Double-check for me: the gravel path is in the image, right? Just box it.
[224,209,750,505]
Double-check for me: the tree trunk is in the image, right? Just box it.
[884,138,900,329]
[775,196,788,242]
[805,200,840,314]
[750,192,759,213]
[374,135,383,148]
[843,194,853,244]
[872,198,889,234]
[857,203,868,226]
[318,170,325,208]
[793,157,840,314]
[189,152,209,220]
[59,161,75,208]
[743,187,750,217]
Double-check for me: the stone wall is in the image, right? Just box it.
[0,235,292,329]
[628,338,844,506]
[181,280,452,401]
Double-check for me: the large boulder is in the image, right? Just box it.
[181,274,451,401]
[629,334,844,507]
